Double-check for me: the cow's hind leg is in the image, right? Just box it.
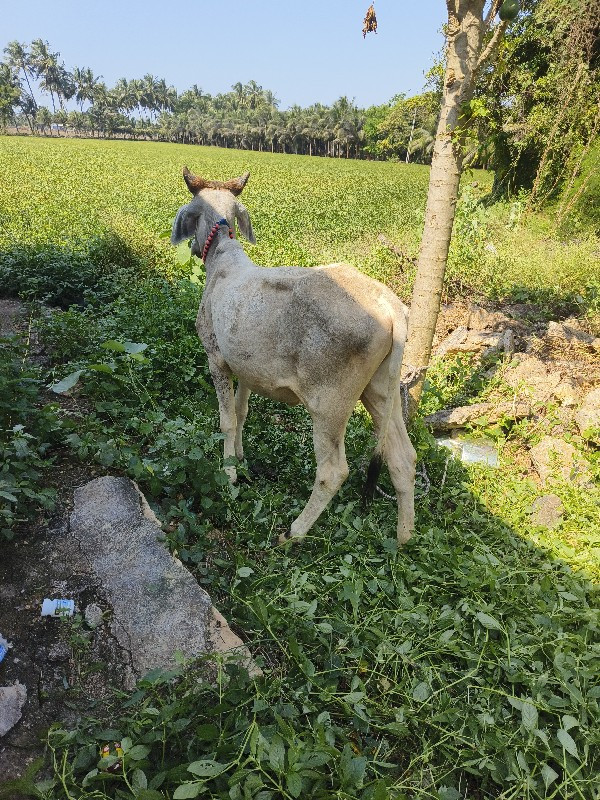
[361,369,416,544]
[208,360,238,483]
[279,412,351,544]
[234,381,251,460]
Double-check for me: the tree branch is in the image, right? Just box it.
[484,0,503,28]
[475,20,508,76]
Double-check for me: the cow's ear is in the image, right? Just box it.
[171,202,200,244]
[235,201,256,244]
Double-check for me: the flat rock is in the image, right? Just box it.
[529,436,590,485]
[531,494,564,528]
[70,477,259,678]
[425,401,531,432]
[435,326,506,358]
[575,386,600,444]
[0,682,27,737]
[547,319,596,347]
[467,304,513,332]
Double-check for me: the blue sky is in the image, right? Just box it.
[4,0,446,109]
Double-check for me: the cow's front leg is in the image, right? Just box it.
[208,360,238,483]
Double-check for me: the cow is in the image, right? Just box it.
[171,168,416,544]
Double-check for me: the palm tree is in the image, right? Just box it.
[141,74,158,119]
[30,39,60,112]
[3,41,37,109]
[74,67,103,111]
[18,92,37,133]
[0,63,21,130]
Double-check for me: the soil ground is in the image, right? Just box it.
[0,302,132,788]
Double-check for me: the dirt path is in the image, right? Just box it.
[0,303,131,786]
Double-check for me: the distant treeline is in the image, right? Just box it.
[0,39,441,163]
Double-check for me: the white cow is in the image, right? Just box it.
[171,168,416,544]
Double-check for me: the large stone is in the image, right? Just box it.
[435,326,506,358]
[547,320,596,347]
[502,355,573,403]
[575,386,600,444]
[529,436,590,485]
[70,477,260,678]
[531,494,564,528]
[0,683,27,737]
[466,304,512,332]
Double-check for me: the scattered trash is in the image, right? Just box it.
[100,741,123,773]
[41,599,75,617]
[436,436,499,467]
[0,634,10,663]
[0,682,27,736]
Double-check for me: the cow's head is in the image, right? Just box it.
[171,167,255,257]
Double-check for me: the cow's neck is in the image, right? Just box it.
[203,234,252,278]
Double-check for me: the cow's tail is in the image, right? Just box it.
[362,311,407,506]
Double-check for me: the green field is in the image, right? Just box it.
[1,136,600,800]
[2,136,599,306]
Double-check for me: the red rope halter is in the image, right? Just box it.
[201,219,234,262]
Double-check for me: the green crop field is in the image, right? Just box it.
[2,135,598,306]
[1,135,600,800]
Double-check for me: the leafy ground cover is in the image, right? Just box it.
[0,136,599,799]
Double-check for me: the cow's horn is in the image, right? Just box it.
[221,172,250,196]
[182,167,250,196]
[183,166,209,194]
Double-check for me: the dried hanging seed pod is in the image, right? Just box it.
[362,4,377,38]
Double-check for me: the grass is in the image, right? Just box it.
[0,136,599,799]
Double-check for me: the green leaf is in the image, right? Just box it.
[131,768,148,792]
[123,341,149,355]
[557,728,579,759]
[541,763,559,789]
[187,760,226,778]
[138,791,164,800]
[0,490,18,503]
[100,340,127,352]
[268,735,285,772]
[562,714,579,731]
[340,744,367,788]
[173,784,201,799]
[475,611,503,631]
[286,772,303,798]
[317,622,333,634]
[81,769,98,787]
[237,566,254,578]
[412,681,431,702]
[128,744,151,760]
[88,363,115,373]
[521,700,538,731]
[51,369,84,393]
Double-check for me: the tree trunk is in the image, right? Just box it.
[401,0,506,412]
[406,107,417,164]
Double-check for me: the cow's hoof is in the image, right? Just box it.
[277,530,301,545]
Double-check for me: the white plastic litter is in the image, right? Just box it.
[437,436,499,467]
[41,599,75,617]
